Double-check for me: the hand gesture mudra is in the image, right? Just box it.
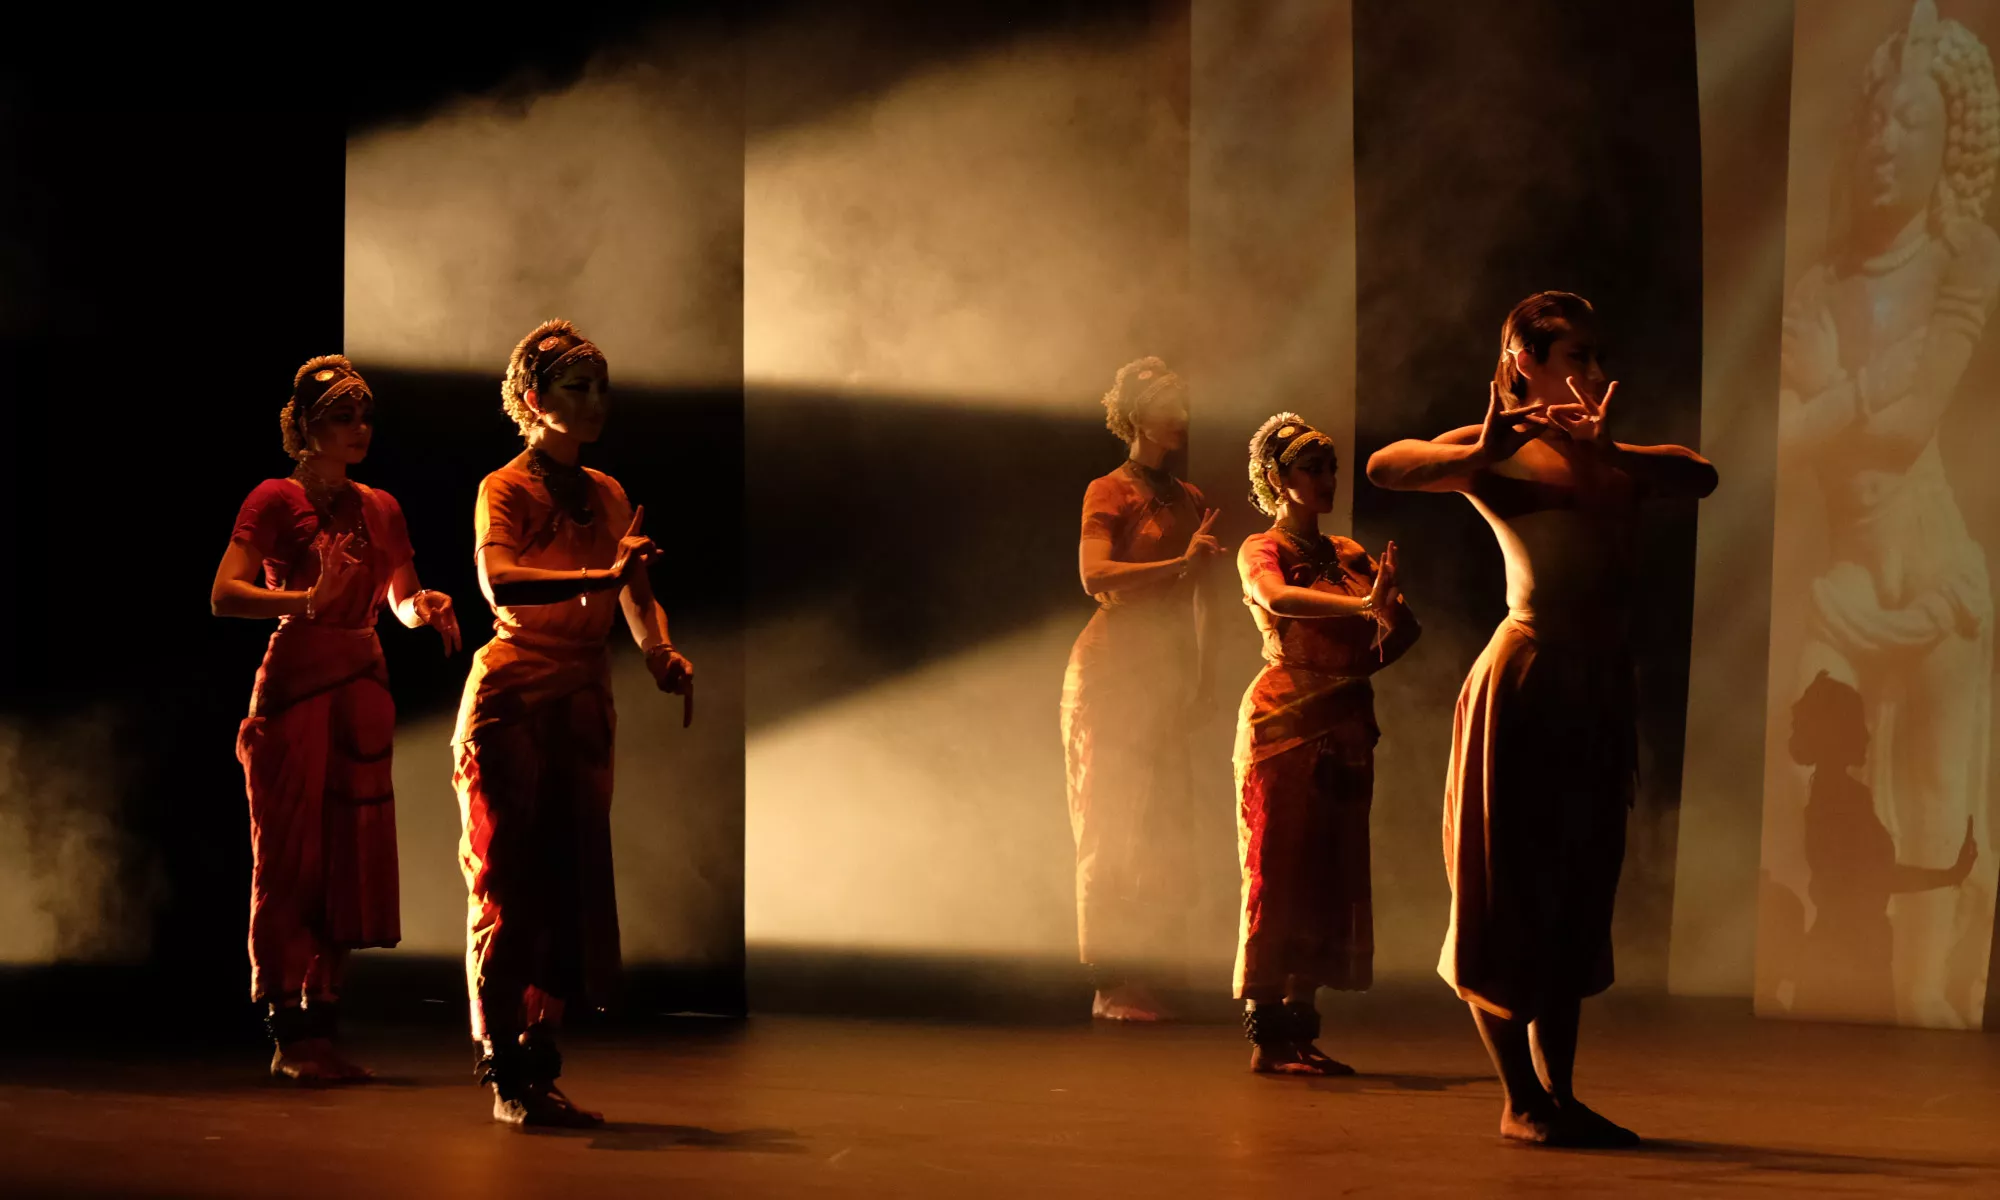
[1184,508,1225,567]
[1547,376,1614,447]
[647,645,696,727]
[308,532,365,615]
[413,589,463,656]
[1366,540,1401,652]
[610,505,663,580]
[1477,382,1550,462]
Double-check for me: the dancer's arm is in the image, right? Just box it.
[1544,379,1719,499]
[1889,817,1978,894]
[1239,538,1395,621]
[1365,385,1549,493]
[386,564,463,654]
[620,559,694,721]
[1079,506,1223,595]
[480,507,657,607]
[211,532,363,619]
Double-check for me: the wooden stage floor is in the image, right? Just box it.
[2,988,1995,1198]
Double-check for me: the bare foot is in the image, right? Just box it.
[1294,1041,1356,1077]
[1092,984,1164,1022]
[1554,1098,1640,1148]
[269,1038,336,1086]
[319,1042,376,1083]
[493,1083,605,1128]
[1498,1102,1563,1145]
[1249,1042,1350,1076]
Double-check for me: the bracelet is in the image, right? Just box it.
[304,588,317,621]
[644,642,677,659]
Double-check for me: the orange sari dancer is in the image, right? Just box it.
[455,320,694,1128]
[1368,292,1716,1147]
[211,355,462,1083]
[1062,357,1225,1021]
[1234,414,1417,1075]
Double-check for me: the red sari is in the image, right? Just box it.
[453,453,632,1042]
[1233,531,1417,997]
[1060,461,1206,972]
[232,478,410,1002]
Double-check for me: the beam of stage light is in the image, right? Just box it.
[1670,0,1796,999]
[743,21,1191,411]
[745,614,1240,970]
[343,37,743,392]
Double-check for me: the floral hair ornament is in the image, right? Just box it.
[292,355,372,425]
[1267,420,1335,466]
[524,330,607,398]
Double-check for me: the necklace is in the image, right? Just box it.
[290,464,353,512]
[1271,524,1343,582]
[528,449,595,525]
[1123,458,1180,507]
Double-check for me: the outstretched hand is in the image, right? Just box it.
[610,505,662,581]
[1952,816,1979,884]
[1476,383,1550,463]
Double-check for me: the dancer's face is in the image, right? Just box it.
[539,359,610,443]
[1858,70,1944,222]
[1133,386,1189,452]
[1513,332,1606,409]
[1278,444,1338,515]
[305,396,374,465]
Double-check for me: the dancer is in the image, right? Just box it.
[1366,291,1717,1146]
[454,320,694,1127]
[1234,414,1417,1075]
[211,355,461,1083]
[1061,357,1224,1021]
[1790,671,1978,1022]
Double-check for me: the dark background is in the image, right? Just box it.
[0,4,751,1041]
[1352,0,1706,989]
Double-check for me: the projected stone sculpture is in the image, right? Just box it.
[1773,0,2000,1028]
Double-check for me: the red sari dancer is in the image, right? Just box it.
[210,355,462,1083]
[1367,292,1716,1146]
[1062,357,1224,1021]
[455,320,695,1127]
[1234,414,1417,1075]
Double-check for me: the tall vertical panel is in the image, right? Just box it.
[1669,1,1794,999]
[1756,0,2000,1030]
[1352,0,1705,983]
[1188,0,1356,535]
[740,5,1202,975]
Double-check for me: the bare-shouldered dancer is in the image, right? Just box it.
[1366,291,1717,1147]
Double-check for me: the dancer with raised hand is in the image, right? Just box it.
[1234,414,1417,1076]
[212,354,461,1083]
[1367,291,1716,1147]
[453,320,694,1128]
[1062,357,1224,1021]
